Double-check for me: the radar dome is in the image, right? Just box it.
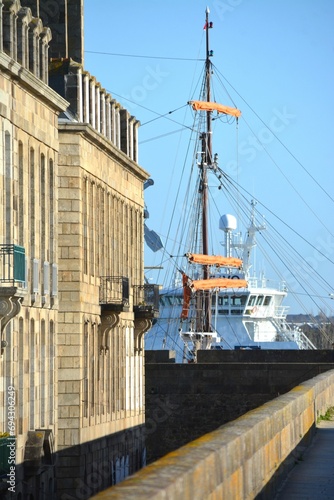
[219,214,237,232]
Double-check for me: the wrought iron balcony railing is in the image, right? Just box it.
[99,276,129,312]
[0,244,25,286]
[133,284,160,318]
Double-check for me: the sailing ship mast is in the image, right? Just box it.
[200,6,213,334]
[180,9,244,359]
[146,10,318,362]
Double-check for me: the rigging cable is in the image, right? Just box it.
[105,88,193,133]
[214,66,334,205]
[216,171,334,326]
[85,50,205,62]
[215,172,333,290]
[220,169,334,268]
[154,118,199,286]
[207,177,332,338]
[240,114,334,239]
[219,187,333,341]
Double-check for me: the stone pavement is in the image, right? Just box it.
[275,416,334,499]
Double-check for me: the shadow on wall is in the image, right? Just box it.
[0,425,145,500]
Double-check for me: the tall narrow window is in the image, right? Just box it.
[100,187,105,276]
[96,186,100,276]
[112,327,118,413]
[98,325,103,416]
[120,328,126,411]
[106,330,110,414]
[90,182,95,276]
[115,199,120,276]
[41,155,49,298]
[29,319,35,429]
[41,320,46,427]
[18,318,24,434]
[122,202,126,275]
[18,142,24,246]
[49,321,54,424]
[49,160,55,296]
[83,321,89,418]
[29,148,35,253]
[29,148,36,296]
[125,204,129,277]
[83,178,88,275]
[49,159,54,262]
[129,208,133,281]
[106,193,111,277]
[41,154,46,262]
[5,132,12,242]
[90,322,95,417]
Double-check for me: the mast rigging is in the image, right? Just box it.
[201,6,213,333]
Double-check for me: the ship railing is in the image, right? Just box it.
[295,330,317,350]
[283,328,317,350]
[274,306,289,319]
[247,277,267,288]
[247,277,288,291]
[271,317,317,350]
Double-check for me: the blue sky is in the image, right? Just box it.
[84,0,334,315]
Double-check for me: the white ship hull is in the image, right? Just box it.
[145,282,315,362]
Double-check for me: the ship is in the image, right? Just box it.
[144,8,316,362]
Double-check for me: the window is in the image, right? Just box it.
[256,295,264,306]
[29,148,35,256]
[49,159,54,263]
[247,295,256,307]
[32,258,39,293]
[18,142,24,245]
[218,295,229,306]
[231,295,247,306]
[5,132,12,241]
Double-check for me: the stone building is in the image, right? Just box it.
[0,0,68,497]
[0,1,158,498]
[52,59,155,500]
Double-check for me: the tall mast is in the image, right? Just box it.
[202,6,213,333]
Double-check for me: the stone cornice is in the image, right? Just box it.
[0,51,69,112]
[58,122,150,182]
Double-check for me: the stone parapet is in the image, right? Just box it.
[1,0,51,83]
[91,369,334,500]
[23,0,84,64]
[50,59,140,163]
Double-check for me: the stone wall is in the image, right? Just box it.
[90,369,334,499]
[145,350,334,463]
[56,425,146,499]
